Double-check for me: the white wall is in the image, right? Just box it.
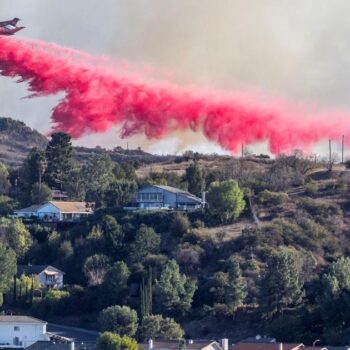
[38,269,64,289]
[0,323,49,348]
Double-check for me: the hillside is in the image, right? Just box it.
[0,117,234,168]
[4,116,350,344]
[0,117,251,169]
[0,117,48,166]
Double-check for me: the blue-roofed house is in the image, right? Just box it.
[127,185,204,211]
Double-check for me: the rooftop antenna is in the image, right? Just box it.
[241,144,244,159]
[342,135,345,164]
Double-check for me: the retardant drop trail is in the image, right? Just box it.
[0,36,349,153]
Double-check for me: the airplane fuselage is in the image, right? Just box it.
[0,18,24,35]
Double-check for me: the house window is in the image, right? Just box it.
[46,275,55,282]
[138,192,163,202]
[14,326,20,331]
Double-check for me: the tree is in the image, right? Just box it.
[83,254,110,286]
[100,216,125,256]
[61,164,85,201]
[30,183,52,204]
[0,196,17,216]
[260,251,304,318]
[130,225,160,263]
[0,218,32,257]
[157,259,197,315]
[319,257,350,337]
[102,261,130,305]
[23,148,47,188]
[0,243,16,306]
[140,267,153,318]
[16,274,40,304]
[113,162,137,181]
[206,180,245,223]
[185,162,205,195]
[170,213,191,237]
[82,153,115,204]
[224,257,247,314]
[0,162,10,195]
[45,132,74,189]
[97,332,138,350]
[139,315,184,341]
[104,180,138,208]
[98,305,138,337]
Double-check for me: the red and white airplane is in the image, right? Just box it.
[0,18,25,35]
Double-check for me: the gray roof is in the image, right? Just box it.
[14,204,43,213]
[142,185,202,203]
[17,265,64,277]
[0,315,46,324]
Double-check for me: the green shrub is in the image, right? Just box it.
[97,332,138,350]
[304,181,318,197]
[32,290,70,318]
[139,315,184,341]
[258,190,289,206]
[299,197,342,219]
[98,305,138,337]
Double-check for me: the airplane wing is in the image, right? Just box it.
[0,26,24,36]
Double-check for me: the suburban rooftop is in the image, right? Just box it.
[0,315,47,324]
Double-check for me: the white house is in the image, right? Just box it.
[0,315,49,348]
[127,185,204,211]
[17,265,65,290]
[13,201,94,222]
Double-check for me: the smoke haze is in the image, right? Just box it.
[1,1,350,154]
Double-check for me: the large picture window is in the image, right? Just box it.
[138,192,162,202]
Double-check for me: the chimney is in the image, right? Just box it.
[221,339,228,350]
[279,343,283,350]
[149,339,153,350]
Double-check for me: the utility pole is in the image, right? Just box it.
[329,139,332,171]
[342,135,345,164]
[241,144,244,159]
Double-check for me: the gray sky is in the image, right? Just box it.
[0,0,350,155]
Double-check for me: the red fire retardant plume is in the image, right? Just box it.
[0,37,349,153]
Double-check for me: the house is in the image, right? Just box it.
[17,265,65,289]
[13,201,94,222]
[127,185,204,211]
[232,343,327,350]
[139,340,341,350]
[139,339,227,350]
[232,343,304,350]
[0,315,49,348]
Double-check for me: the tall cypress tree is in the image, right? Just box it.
[185,162,205,196]
[45,132,74,189]
[140,267,153,319]
[225,257,247,315]
[260,251,304,318]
